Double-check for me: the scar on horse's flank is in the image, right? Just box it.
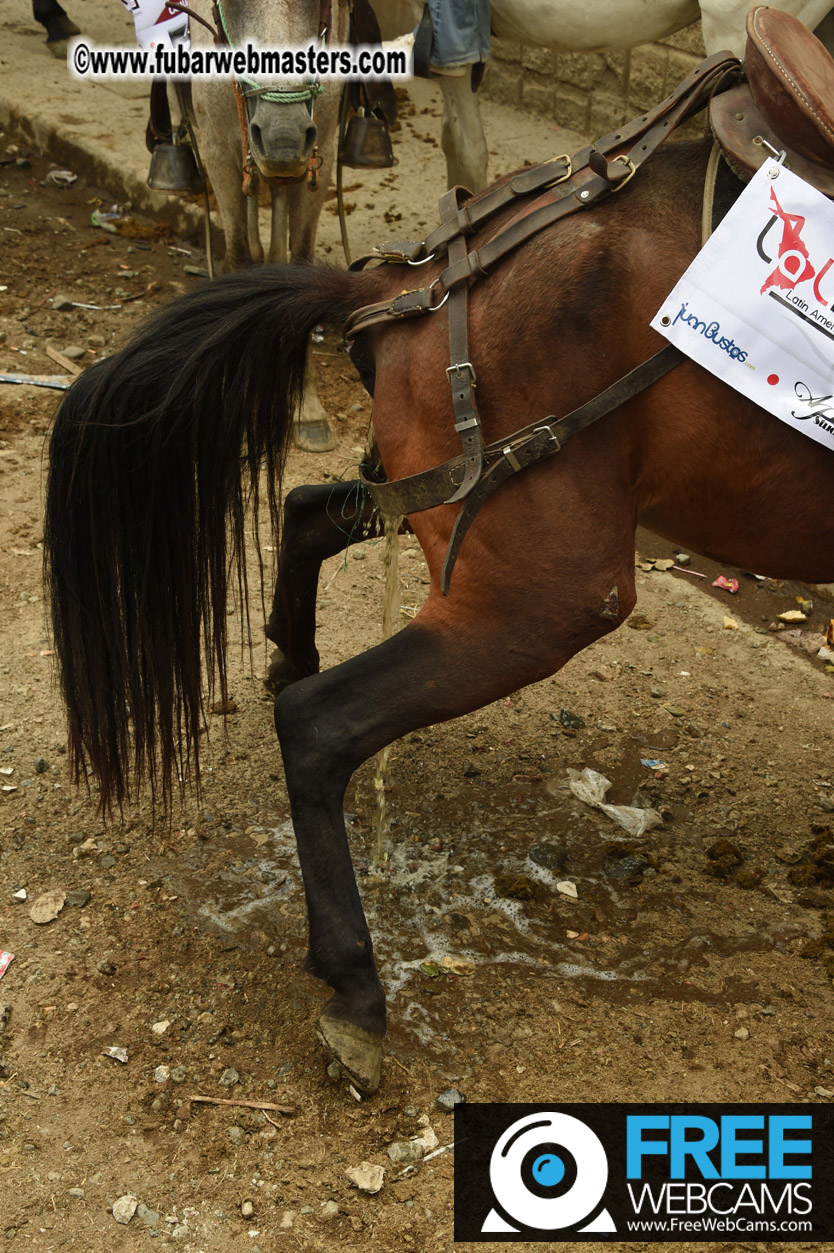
[598,587,621,620]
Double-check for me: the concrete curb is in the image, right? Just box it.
[0,91,208,244]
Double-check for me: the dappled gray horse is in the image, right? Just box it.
[190,0,349,450]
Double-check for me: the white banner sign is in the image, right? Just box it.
[652,160,834,452]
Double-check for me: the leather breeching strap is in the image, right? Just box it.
[343,49,741,593]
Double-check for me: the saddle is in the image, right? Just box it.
[711,5,834,196]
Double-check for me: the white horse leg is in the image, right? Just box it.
[191,82,251,271]
[267,185,290,265]
[285,158,337,453]
[247,184,264,263]
[209,160,252,271]
[292,351,337,453]
[438,74,489,192]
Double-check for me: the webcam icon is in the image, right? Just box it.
[482,1111,616,1234]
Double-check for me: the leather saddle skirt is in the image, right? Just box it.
[710,4,834,196]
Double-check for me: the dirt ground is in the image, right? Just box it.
[2,130,834,1253]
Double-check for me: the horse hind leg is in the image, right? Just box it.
[265,480,387,694]
[274,561,636,1091]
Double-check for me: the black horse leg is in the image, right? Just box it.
[265,481,385,692]
[273,592,609,1091]
[33,0,77,41]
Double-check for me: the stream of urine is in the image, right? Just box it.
[372,514,403,867]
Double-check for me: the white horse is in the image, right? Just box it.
[373,0,834,191]
[189,0,349,450]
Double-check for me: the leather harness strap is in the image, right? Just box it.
[439,344,683,593]
[358,343,684,593]
[439,186,485,503]
[345,50,741,345]
[341,49,741,593]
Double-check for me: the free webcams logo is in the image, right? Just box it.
[453,1104,834,1243]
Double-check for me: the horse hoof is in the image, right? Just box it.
[294,419,337,454]
[264,649,293,697]
[317,1016,382,1094]
[263,647,319,696]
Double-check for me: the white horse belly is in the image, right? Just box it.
[488,0,700,51]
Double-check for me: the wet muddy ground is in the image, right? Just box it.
[1,139,834,1252]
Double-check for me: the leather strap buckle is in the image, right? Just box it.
[446,361,477,384]
[610,155,638,191]
[533,423,563,450]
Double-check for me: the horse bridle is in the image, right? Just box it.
[165,0,331,192]
[344,50,742,593]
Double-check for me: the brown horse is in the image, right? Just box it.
[44,124,834,1092]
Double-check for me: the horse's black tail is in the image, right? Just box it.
[44,263,383,812]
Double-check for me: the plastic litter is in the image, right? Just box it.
[91,207,123,233]
[0,372,71,391]
[70,302,123,311]
[0,953,13,981]
[45,169,77,186]
[567,767,662,838]
[712,575,739,593]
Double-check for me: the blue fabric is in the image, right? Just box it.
[427,0,490,67]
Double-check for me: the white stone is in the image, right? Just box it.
[112,1194,138,1225]
[345,1162,385,1193]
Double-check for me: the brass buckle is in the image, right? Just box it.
[543,154,572,188]
[610,155,637,192]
